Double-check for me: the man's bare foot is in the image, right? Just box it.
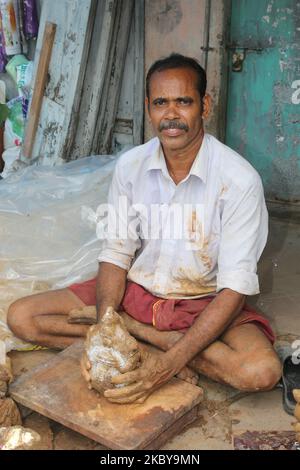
[176,366,199,385]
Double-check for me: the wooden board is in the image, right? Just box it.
[22,22,57,159]
[91,0,134,155]
[10,341,203,450]
[70,0,137,159]
[111,0,145,154]
[69,0,119,159]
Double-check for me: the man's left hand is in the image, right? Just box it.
[104,349,182,404]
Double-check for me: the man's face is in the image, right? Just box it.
[146,67,208,152]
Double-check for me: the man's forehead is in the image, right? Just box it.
[149,68,198,94]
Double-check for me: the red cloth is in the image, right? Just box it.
[68,277,275,344]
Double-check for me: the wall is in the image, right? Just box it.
[226,0,300,203]
[144,0,230,141]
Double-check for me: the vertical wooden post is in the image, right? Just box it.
[22,22,56,158]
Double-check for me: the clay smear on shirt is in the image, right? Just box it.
[170,266,216,297]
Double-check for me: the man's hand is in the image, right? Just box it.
[104,349,182,404]
[80,351,92,390]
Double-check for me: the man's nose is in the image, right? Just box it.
[164,102,179,120]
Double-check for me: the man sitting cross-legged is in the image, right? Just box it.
[7,54,281,403]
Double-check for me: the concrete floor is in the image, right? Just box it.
[8,206,300,450]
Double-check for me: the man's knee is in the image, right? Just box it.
[236,354,282,392]
[7,298,36,342]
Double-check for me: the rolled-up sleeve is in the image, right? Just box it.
[98,161,141,271]
[216,175,268,295]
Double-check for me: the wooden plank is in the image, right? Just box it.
[92,0,134,154]
[205,0,231,142]
[70,0,136,159]
[10,340,203,450]
[69,0,119,159]
[22,22,57,159]
[22,0,96,164]
[144,406,198,450]
[111,8,137,153]
[111,0,145,154]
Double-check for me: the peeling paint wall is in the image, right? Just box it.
[226,0,300,203]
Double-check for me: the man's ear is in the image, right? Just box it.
[202,94,211,119]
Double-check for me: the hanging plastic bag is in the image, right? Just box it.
[16,0,27,54]
[16,60,32,91]
[1,145,21,178]
[0,0,21,55]
[0,28,7,72]
[22,0,38,40]
[3,96,24,147]
[5,53,28,82]
[16,60,33,117]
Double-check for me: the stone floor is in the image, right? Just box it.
[7,204,300,450]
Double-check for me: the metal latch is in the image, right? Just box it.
[226,44,264,72]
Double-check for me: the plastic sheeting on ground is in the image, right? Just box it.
[0,155,117,352]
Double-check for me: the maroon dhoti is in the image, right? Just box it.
[68,277,275,343]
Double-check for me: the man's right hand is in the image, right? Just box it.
[80,351,92,390]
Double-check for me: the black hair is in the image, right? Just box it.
[146,53,207,100]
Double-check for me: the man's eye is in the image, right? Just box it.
[154,99,166,106]
[178,98,192,105]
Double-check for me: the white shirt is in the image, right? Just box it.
[98,134,268,298]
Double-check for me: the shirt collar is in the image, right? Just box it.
[145,135,208,183]
[189,134,208,183]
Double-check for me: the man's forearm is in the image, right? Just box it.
[96,262,127,321]
[166,289,245,369]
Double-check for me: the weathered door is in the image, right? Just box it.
[226,0,300,202]
[23,0,144,164]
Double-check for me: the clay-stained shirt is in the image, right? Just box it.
[98,134,268,298]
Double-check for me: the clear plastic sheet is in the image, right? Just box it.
[0,154,117,351]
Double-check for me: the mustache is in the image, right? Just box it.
[159,120,189,132]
